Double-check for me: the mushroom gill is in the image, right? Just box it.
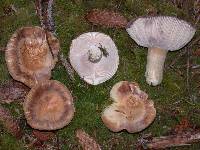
[69,32,119,85]
[126,16,196,86]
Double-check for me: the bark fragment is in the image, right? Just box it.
[76,129,101,150]
[0,104,23,139]
[0,80,29,104]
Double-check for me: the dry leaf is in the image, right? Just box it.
[0,104,22,138]
[0,80,29,104]
[32,130,55,142]
[76,129,101,150]
[86,9,128,28]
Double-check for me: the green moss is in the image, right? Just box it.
[0,52,10,83]
[0,0,200,149]
[0,132,24,150]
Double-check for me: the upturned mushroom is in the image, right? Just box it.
[69,32,119,85]
[24,80,75,130]
[102,81,156,133]
[126,16,196,86]
[5,26,59,87]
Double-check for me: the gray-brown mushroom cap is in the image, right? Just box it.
[101,81,156,133]
[5,26,60,87]
[126,16,196,51]
[24,80,75,130]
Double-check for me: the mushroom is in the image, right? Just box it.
[101,81,156,133]
[69,32,119,85]
[5,26,60,87]
[126,16,196,86]
[23,80,74,130]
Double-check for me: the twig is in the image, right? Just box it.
[46,0,55,32]
[194,0,200,26]
[35,0,75,81]
[195,14,200,26]
[186,46,191,95]
[10,4,17,13]
[35,0,55,32]
[139,131,200,149]
[56,134,60,150]
[169,66,184,77]
[192,65,200,69]
[35,0,44,28]
[167,36,200,99]
[168,35,200,69]
[35,0,55,58]
[59,53,75,81]
[167,48,187,70]
[186,36,200,98]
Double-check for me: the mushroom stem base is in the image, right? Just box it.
[145,48,167,86]
[88,49,102,63]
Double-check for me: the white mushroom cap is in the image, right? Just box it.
[69,32,119,85]
[126,16,196,51]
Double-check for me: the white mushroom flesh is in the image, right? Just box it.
[145,47,167,86]
[88,45,102,63]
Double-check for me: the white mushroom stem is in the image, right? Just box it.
[88,47,102,63]
[145,47,168,86]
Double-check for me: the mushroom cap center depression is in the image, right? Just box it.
[118,95,145,121]
[34,91,65,121]
[18,37,48,71]
[88,45,102,63]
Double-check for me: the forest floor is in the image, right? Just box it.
[0,0,200,149]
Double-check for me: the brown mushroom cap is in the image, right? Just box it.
[5,26,59,87]
[110,81,148,102]
[24,80,74,130]
[102,81,156,133]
